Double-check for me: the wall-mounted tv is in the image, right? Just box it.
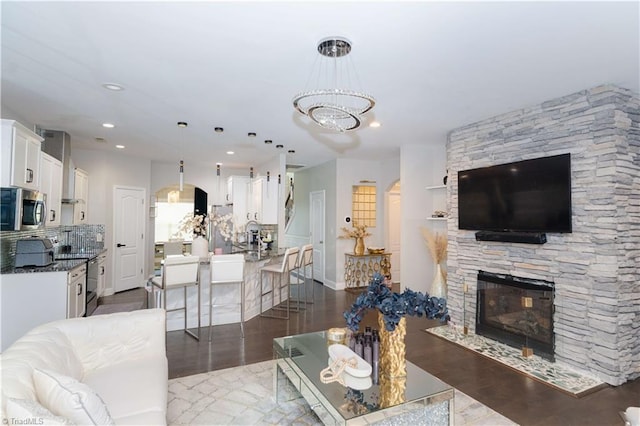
[458,154,572,233]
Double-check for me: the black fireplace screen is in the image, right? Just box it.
[476,270,555,360]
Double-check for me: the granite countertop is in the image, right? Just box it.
[7,259,87,274]
[2,248,108,275]
[53,248,108,260]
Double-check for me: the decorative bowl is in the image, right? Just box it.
[367,247,385,254]
[328,344,372,377]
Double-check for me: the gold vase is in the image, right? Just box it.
[378,374,407,408]
[354,237,365,255]
[377,312,407,379]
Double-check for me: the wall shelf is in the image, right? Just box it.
[425,185,446,190]
[426,217,448,221]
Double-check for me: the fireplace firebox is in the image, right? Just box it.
[476,270,555,360]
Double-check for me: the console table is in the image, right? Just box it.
[273,331,454,425]
[344,252,392,291]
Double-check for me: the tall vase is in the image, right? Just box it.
[431,263,446,298]
[379,375,406,409]
[354,237,365,255]
[191,235,209,259]
[377,312,406,379]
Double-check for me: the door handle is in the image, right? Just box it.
[26,168,33,183]
[320,241,323,244]
[117,243,126,247]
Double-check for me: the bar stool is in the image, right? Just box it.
[295,244,314,306]
[209,253,245,341]
[151,255,201,340]
[260,247,299,319]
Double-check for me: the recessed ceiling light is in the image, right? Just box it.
[264,140,272,144]
[177,121,188,128]
[214,127,224,133]
[276,144,284,149]
[102,123,115,128]
[369,121,381,128]
[102,83,124,91]
[248,132,256,137]
[115,145,125,149]
[226,151,234,155]
[288,150,295,154]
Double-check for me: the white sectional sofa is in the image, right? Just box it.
[0,308,168,425]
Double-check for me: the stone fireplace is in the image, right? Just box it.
[445,85,640,386]
[476,270,554,360]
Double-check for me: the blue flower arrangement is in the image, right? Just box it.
[344,273,449,332]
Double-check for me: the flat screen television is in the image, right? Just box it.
[458,153,572,233]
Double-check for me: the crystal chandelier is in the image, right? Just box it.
[293,37,375,132]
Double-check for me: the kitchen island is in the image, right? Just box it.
[158,247,289,333]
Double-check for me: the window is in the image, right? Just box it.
[352,185,376,227]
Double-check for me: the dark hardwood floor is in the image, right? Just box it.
[105,284,639,426]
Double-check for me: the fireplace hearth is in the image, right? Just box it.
[476,270,555,360]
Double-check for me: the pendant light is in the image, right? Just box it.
[177,121,188,191]
[179,160,184,191]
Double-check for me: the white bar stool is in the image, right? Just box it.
[295,244,314,306]
[151,255,201,340]
[209,253,245,341]
[259,247,299,319]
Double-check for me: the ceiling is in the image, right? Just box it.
[2,1,638,170]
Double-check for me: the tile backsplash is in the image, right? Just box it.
[0,224,105,271]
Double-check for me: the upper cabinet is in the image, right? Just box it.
[72,168,89,224]
[226,175,279,226]
[227,175,249,226]
[40,152,63,227]
[1,119,43,191]
[250,177,278,224]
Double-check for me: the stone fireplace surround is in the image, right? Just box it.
[445,85,639,386]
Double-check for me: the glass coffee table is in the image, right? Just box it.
[273,331,454,425]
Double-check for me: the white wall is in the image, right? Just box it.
[334,158,400,290]
[287,156,401,290]
[400,144,446,294]
[72,148,152,295]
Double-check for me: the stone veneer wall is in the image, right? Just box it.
[446,85,639,385]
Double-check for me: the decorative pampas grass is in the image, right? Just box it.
[420,227,447,264]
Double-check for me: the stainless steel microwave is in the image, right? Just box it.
[0,187,47,231]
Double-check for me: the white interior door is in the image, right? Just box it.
[114,186,145,292]
[310,190,325,284]
[387,190,401,283]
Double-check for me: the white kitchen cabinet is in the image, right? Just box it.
[67,263,87,318]
[40,152,63,226]
[0,267,82,351]
[97,252,107,297]
[73,168,89,224]
[1,119,43,190]
[249,177,279,224]
[227,176,250,227]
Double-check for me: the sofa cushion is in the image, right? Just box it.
[1,328,83,403]
[33,368,114,426]
[82,356,168,422]
[5,398,74,425]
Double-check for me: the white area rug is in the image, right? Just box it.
[168,360,518,425]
